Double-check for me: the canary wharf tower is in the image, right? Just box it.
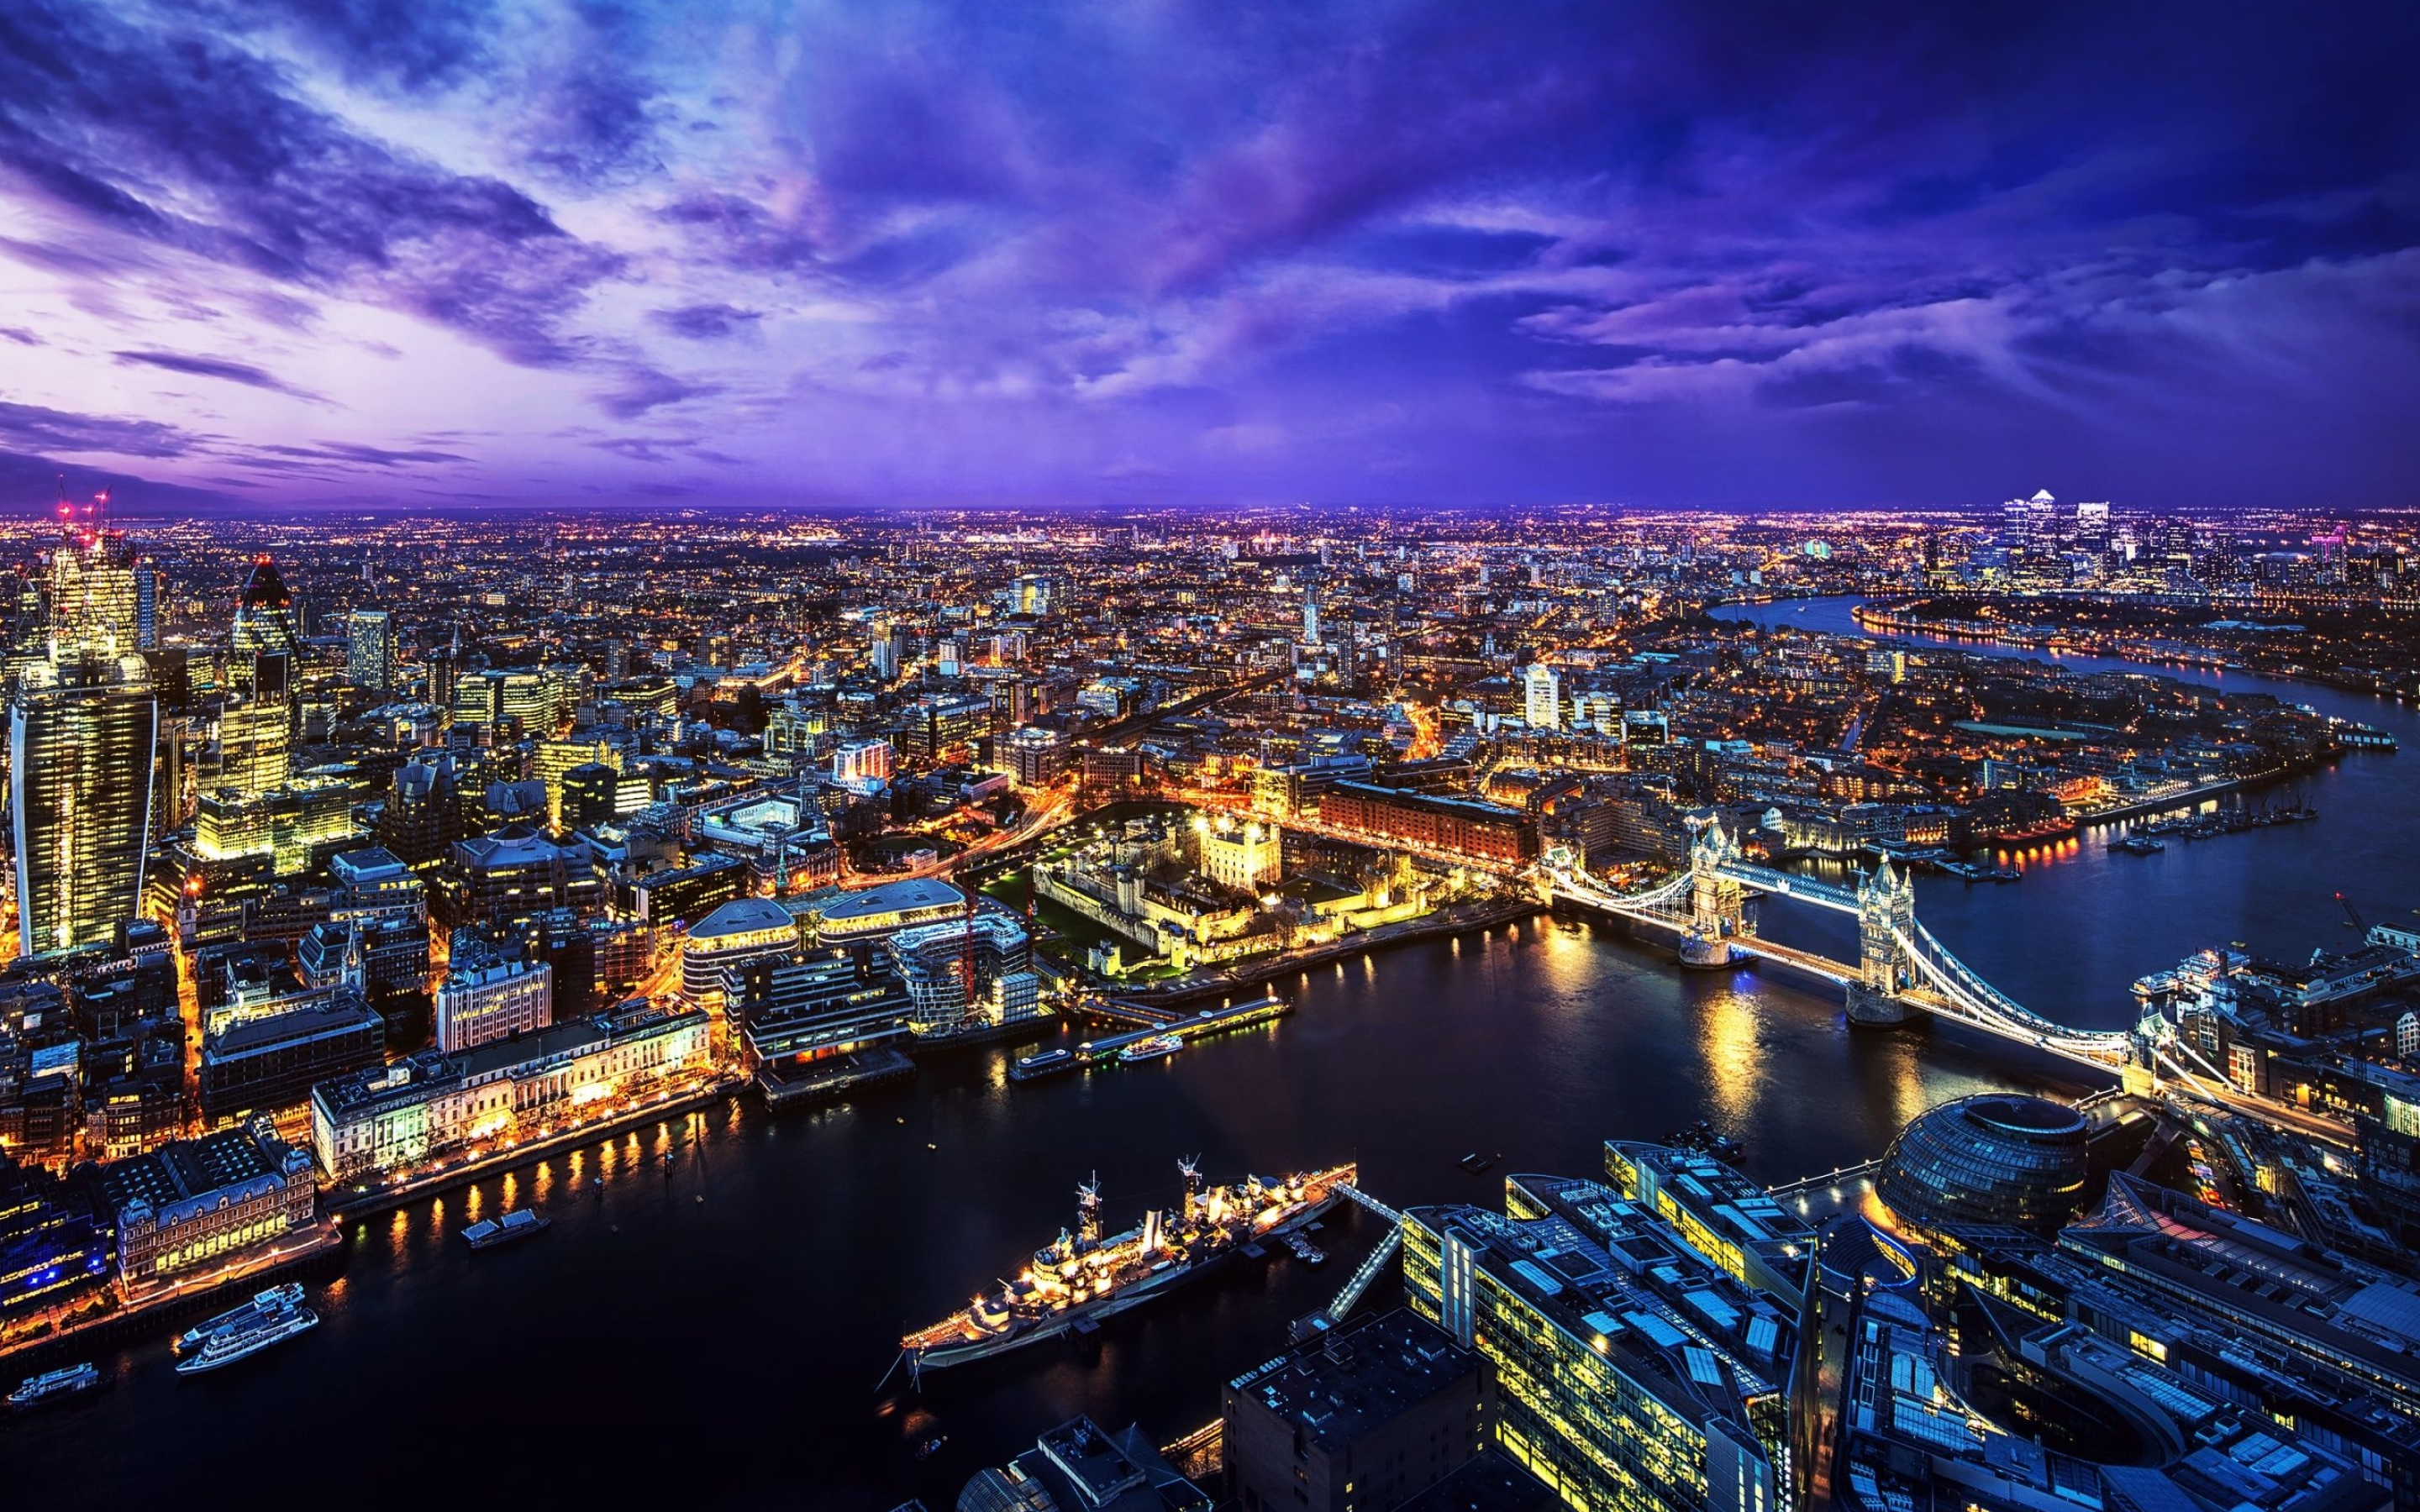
[11,527,156,957]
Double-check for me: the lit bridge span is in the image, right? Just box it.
[1544,816,2142,1074]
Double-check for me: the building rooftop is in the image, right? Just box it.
[454,825,573,870]
[205,994,381,1058]
[686,896,798,943]
[1330,779,1528,822]
[814,877,965,925]
[1407,1174,1792,1442]
[331,846,409,884]
[1391,1452,1555,1512]
[1228,1308,1480,1453]
[2065,1172,2420,1378]
[99,1125,283,1212]
[1606,1140,1816,1292]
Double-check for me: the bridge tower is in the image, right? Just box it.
[1847,857,1919,1026]
[1681,812,1752,967]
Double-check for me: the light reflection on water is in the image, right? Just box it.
[16,795,2168,1505]
[1697,987,1766,1131]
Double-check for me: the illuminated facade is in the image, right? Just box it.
[0,1152,109,1316]
[39,524,140,657]
[230,556,298,661]
[345,607,395,691]
[1319,781,1539,866]
[194,779,363,873]
[311,1003,710,1179]
[434,954,553,1053]
[1007,725,1067,788]
[101,1121,317,1285]
[11,648,156,956]
[451,665,582,735]
[216,684,293,796]
[678,897,802,1007]
[1402,1174,1791,1512]
[1197,816,1283,891]
[1525,662,1562,730]
[1872,1094,2089,1239]
[805,876,968,947]
[535,733,625,827]
[832,737,894,788]
[887,912,1040,1034]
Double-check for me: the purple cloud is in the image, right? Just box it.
[0,2,623,367]
[589,365,723,421]
[113,348,324,401]
[0,0,2413,508]
[0,400,201,459]
[649,302,762,340]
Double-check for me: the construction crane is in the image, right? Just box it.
[2336,892,2368,933]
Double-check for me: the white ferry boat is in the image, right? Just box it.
[173,1283,305,1356]
[8,1362,104,1411]
[175,1305,319,1376]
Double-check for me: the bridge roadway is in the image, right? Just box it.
[1543,860,2140,1072]
[1120,799,2348,1137]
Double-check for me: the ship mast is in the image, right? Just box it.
[1180,1155,1203,1223]
[1077,1172,1102,1246]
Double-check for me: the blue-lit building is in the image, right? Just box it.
[0,1149,109,1318]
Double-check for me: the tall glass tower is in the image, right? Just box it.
[41,525,139,659]
[223,555,299,796]
[346,607,396,692]
[231,555,299,663]
[12,647,157,956]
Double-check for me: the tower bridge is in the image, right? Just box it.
[1544,815,2146,1074]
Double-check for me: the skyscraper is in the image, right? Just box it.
[224,556,299,796]
[133,558,159,649]
[231,555,299,663]
[217,669,292,797]
[12,647,158,956]
[2001,488,2057,554]
[41,525,139,658]
[424,648,458,711]
[2075,499,2112,556]
[1523,662,1561,730]
[347,608,396,692]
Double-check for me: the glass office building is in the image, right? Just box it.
[1874,1093,2090,1237]
[12,649,157,955]
[1402,1172,1791,1512]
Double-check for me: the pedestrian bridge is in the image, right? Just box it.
[1544,816,2142,1072]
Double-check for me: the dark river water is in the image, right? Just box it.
[8,598,2411,1508]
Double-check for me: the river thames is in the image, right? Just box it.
[8,599,2412,1507]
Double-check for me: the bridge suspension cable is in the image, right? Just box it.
[1540,855,2136,1070]
[1889,924,2133,1063]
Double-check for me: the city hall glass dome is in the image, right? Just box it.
[1875,1094,2090,1237]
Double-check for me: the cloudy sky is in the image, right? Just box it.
[2,0,2416,513]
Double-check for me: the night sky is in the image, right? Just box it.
[2,1,2416,512]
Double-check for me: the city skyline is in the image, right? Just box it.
[3,501,2419,1504]
[4,1,2418,515]
[7,8,2420,1505]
